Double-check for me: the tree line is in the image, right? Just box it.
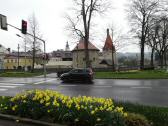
[128,0,168,69]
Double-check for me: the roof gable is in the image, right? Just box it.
[103,29,115,51]
[73,39,99,51]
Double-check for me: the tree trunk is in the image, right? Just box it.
[112,50,115,71]
[140,17,145,70]
[150,48,155,68]
[84,37,90,68]
[160,54,164,68]
[140,38,145,70]
[31,37,36,73]
[164,51,167,66]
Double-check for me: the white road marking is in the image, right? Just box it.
[0,83,25,92]
[0,83,25,86]
[59,85,77,87]
[34,79,57,85]
[0,89,8,91]
[131,86,152,89]
[58,85,113,88]
[93,85,113,88]
[0,86,17,88]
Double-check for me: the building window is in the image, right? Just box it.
[7,60,9,63]
[11,59,13,63]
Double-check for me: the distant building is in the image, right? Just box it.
[46,46,73,68]
[72,38,100,68]
[0,44,10,69]
[4,52,32,70]
[100,29,117,68]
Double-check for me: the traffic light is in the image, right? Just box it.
[21,20,27,34]
[0,14,8,30]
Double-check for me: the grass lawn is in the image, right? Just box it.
[115,101,168,126]
[0,72,43,77]
[95,70,168,79]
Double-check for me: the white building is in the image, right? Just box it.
[0,44,10,69]
[46,49,73,68]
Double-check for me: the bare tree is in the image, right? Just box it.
[128,0,160,69]
[146,19,158,67]
[26,14,42,72]
[67,0,111,68]
[153,16,168,67]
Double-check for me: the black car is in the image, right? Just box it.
[60,68,94,82]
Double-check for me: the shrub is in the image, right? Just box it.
[115,101,168,126]
[0,90,127,126]
[125,113,152,126]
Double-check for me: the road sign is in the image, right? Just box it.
[0,14,7,30]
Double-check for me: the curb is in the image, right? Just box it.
[95,78,168,79]
[0,113,66,126]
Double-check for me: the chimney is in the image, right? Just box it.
[107,28,110,36]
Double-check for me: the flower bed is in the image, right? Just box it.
[0,90,127,126]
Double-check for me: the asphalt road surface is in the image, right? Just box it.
[0,73,168,106]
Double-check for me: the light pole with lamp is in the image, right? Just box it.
[16,34,27,72]
[17,44,20,69]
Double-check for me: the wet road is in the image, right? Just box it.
[0,73,168,106]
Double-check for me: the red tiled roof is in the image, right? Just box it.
[103,29,115,51]
[73,39,99,51]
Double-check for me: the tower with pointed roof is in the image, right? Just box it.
[65,41,70,51]
[72,38,100,68]
[100,29,117,69]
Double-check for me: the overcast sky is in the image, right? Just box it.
[0,0,140,53]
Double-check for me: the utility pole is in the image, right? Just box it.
[77,43,78,68]
[16,34,27,72]
[24,38,27,72]
[17,44,20,69]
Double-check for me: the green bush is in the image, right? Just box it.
[0,90,127,126]
[125,113,152,126]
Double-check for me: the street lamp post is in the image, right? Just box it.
[16,34,27,72]
[43,40,46,78]
[17,44,20,69]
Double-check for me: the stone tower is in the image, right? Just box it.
[101,29,117,69]
[65,41,70,51]
[72,38,99,68]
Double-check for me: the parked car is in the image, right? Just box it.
[60,68,94,82]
